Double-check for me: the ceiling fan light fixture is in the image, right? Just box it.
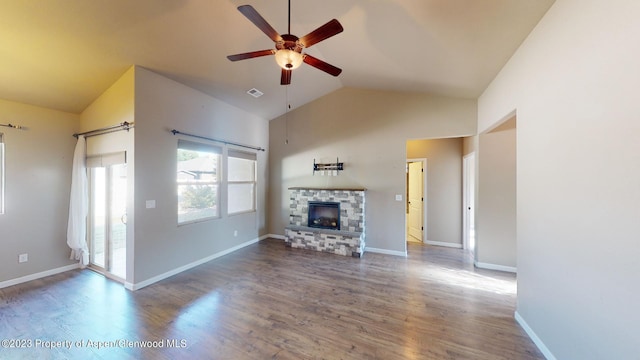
[275,49,303,70]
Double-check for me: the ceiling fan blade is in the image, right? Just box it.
[238,5,282,42]
[281,69,292,85]
[299,19,343,48]
[303,55,342,76]
[227,49,275,61]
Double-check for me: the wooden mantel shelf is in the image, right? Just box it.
[288,187,367,191]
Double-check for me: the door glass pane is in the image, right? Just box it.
[109,164,127,279]
[91,167,106,268]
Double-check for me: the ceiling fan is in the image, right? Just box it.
[227,0,343,85]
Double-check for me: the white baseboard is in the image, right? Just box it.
[475,261,517,273]
[126,236,263,291]
[266,233,286,240]
[0,263,80,289]
[424,240,463,249]
[366,247,407,257]
[515,311,556,360]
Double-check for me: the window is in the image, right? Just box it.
[177,140,221,224]
[227,150,257,215]
[0,133,4,214]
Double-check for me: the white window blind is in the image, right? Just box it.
[227,150,257,215]
[86,151,126,168]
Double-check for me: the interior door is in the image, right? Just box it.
[408,161,423,241]
[89,160,127,280]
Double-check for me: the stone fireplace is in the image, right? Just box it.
[285,187,366,257]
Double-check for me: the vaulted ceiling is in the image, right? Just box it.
[0,0,554,120]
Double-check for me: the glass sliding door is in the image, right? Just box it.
[109,163,127,279]
[90,167,107,269]
[88,153,127,281]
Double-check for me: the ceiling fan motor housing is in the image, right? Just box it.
[277,34,304,52]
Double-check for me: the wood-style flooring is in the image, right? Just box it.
[0,239,543,359]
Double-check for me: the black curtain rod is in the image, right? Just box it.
[0,123,25,130]
[73,121,134,138]
[170,129,265,152]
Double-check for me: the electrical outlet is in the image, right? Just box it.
[18,253,28,263]
[233,230,238,237]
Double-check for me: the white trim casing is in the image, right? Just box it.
[0,264,80,289]
[424,240,462,249]
[366,247,407,257]
[515,311,556,360]
[125,236,264,291]
[475,261,517,273]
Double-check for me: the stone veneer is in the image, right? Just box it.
[285,188,366,257]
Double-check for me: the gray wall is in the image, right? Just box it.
[407,138,463,246]
[268,87,476,254]
[479,0,640,357]
[132,67,269,285]
[0,99,78,283]
[476,124,516,269]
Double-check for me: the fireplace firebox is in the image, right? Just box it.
[308,201,340,230]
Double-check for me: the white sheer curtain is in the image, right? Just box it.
[67,135,89,267]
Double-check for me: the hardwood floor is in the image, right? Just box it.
[0,239,543,359]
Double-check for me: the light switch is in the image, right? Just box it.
[395,194,402,201]
[146,200,156,209]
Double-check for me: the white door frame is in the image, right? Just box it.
[406,158,427,242]
[462,152,475,253]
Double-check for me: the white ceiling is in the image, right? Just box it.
[0,0,554,120]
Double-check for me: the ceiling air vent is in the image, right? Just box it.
[247,88,264,98]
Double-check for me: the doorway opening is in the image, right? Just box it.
[463,152,476,256]
[406,158,426,243]
[88,160,127,281]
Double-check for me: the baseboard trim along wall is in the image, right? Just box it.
[0,263,81,289]
[424,240,463,249]
[366,247,407,257]
[267,233,286,240]
[475,261,517,273]
[515,311,556,360]
[125,236,265,291]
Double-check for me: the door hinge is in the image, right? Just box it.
[421,197,424,201]
[421,226,424,230]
